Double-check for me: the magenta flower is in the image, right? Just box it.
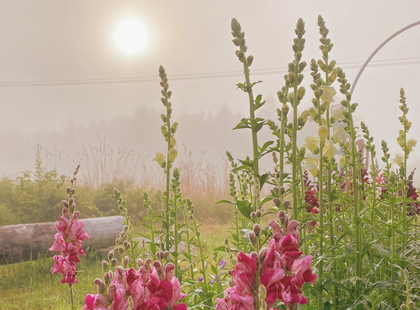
[85,261,187,310]
[82,294,108,310]
[217,217,317,310]
[50,197,89,285]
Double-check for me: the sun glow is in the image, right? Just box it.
[114,19,148,54]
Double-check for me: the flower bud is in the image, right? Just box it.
[283,201,291,209]
[69,198,74,205]
[161,125,168,136]
[94,278,106,294]
[250,211,256,220]
[145,258,152,269]
[61,200,69,208]
[62,207,70,219]
[108,251,114,261]
[273,198,281,208]
[101,260,109,271]
[110,258,118,267]
[250,252,258,261]
[248,231,257,248]
[259,247,268,263]
[136,259,143,267]
[66,187,71,194]
[253,224,262,237]
[256,210,262,218]
[104,271,111,284]
[164,251,170,260]
[278,211,288,226]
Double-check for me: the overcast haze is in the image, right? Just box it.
[1,1,420,182]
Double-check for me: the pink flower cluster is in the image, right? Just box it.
[50,198,89,284]
[216,215,317,310]
[83,259,188,310]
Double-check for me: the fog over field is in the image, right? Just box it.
[1,1,420,183]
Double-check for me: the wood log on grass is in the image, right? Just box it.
[0,216,124,264]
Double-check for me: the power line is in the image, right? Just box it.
[0,56,419,88]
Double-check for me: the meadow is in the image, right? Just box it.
[2,16,420,310]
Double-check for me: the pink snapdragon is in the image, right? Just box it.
[50,197,89,285]
[216,214,317,310]
[83,259,187,310]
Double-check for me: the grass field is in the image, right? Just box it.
[0,223,230,310]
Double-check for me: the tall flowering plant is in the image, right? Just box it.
[82,189,188,310]
[216,212,316,310]
[50,165,89,307]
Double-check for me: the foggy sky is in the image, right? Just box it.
[1,0,420,180]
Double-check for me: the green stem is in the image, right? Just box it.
[165,118,172,251]
[292,64,299,220]
[243,62,259,177]
[193,217,209,305]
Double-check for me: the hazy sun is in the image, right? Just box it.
[114,19,148,54]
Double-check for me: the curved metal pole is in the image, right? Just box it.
[350,20,420,95]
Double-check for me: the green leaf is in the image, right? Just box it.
[259,141,274,153]
[236,200,253,220]
[213,246,226,252]
[238,159,254,168]
[215,199,235,205]
[233,118,250,130]
[259,173,270,188]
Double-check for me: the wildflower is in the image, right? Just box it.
[154,151,166,167]
[332,121,347,143]
[303,155,319,178]
[323,141,337,162]
[82,294,108,310]
[168,148,178,162]
[318,125,328,143]
[304,136,319,154]
[217,219,316,310]
[198,277,204,282]
[50,197,89,285]
[219,259,227,269]
[320,85,336,102]
[407,139,417,153]
[330,104,344,121]
[394,153,403,166]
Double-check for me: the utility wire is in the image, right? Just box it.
[0,56,419,88]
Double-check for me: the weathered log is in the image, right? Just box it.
[0,216,124,264]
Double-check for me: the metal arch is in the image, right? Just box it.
[350,20,420,95]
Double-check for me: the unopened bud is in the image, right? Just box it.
[250,211,256,220]
[248,231,257,248]
[253,224,262,237]
[273,198,281,207]
[101,260,109,271]
[259,247,268,263]
[250,252,258,261]
[283,200,291,209]
[61,200,69,208]
[110,258,118,267]
[69,198,74,205]
[94,278,106,294]
[103,271,111,284]
[278,211,286,224]
[256,210,262,218]
[164,251,170,260]
[136,259,143,267]
[62,207,70,219]
[108,251,114,260]
[66,187,71,194]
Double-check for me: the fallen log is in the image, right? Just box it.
[0,216,124,264]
